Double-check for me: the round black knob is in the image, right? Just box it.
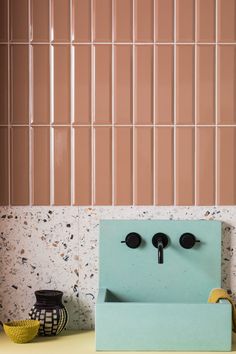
[152,233,169,248]
[179,233,200,249]
[121,232,142,249]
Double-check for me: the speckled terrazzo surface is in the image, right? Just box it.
[1,206,236,329]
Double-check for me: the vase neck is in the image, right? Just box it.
[35,290,63,305]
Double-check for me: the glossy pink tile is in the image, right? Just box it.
[176,0,195,42]
[218,0,236,42]
[217,128,236,205]
[155,128,174,205]
[114,0,132,42]
[52,0,70,42]
[134,127,153,205]
[0,45,8,124]
[94,127,112,205]
[10,45,29,124]
[176,128,194,205]
[54,45,70,124]
[74,127,91,205]
[196,128,215,205]
[72,0,91,42]
[134,0,153,42]
[32,45,50,124]
[54,127,71,205]
[0,0,8,41]
[74,45,91,124]
[32,127,50,205]
[0,127,9,205]
[94,45,112,124]
[134,45,153,125]
[93,0,112,42]
[218,45,236,124]
[196,0,215,42]
[10,0,28,41]
[114,45,132,125]
[31,0,49,41]
[114,127,133,205]
[196,45,215,124]
[11,127,29,205]
[176,45,194,125]
[155,0,174,42]
[155,45,173,124]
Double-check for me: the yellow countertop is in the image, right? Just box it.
[0,330,236,354]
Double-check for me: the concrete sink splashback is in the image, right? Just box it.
[96,220,232,351]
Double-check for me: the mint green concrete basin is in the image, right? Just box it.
[96,220,232,351]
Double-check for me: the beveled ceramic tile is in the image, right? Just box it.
[176,128,194,206]
[218,45,236,124]
[196,0,215,42]
[74,45,91,124]
[93,0,112,42]
[32,127,50,205]
[10,127,29,205]
[134,127,153,205]
[196,128,215,205]
[134,0,153,42]
[114,0,132,42]
[155,45,173,124]
[134,45,153,125]
[94,127,112,205]
[114,45,132,125]
[72,0,91,42]
[94,45,112,124]
[10,0,28,41]
[52,0,70,42]
[176,45,194,125]
[114,127,133,205]
[74,127,91,205]
[54,127,71,205]
[53,45,70,124]
[218,0,236,42]
[10,45,29,124]
[0,45,8,125]
[32,45,50,124]
[176,0,195,42]
[155,127,174,205]
[0,127,9,205]
[31,0,49,42]
[217,128,236,205]
[0,0,8,41]
[155,0,174,42]
[196,45,215,125]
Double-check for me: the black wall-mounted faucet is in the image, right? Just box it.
[152,233,169,264]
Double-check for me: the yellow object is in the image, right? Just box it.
[208,288,236,332]
[3,319,40,343]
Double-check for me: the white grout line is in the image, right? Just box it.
[111,0,115,206]
[7,0,10,206]
[5,41,236,45]
[215,0,218,205]
[28,0,32,206]
[153,0,156,206]
[49,0,54,205]
[194,0,197,206]
[91,0,95,206]
[70,0,74,206]
[173,0,177,206]
[132,0,135,206]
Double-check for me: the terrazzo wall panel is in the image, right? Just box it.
[1,205,236,329]
[1,0,236,206]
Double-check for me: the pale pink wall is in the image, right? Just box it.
[0,0,236,206]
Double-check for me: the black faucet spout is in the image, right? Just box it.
[152,233,169,264]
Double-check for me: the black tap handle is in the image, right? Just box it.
[157,240,164,264]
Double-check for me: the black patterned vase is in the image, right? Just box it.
[29,290,68,336]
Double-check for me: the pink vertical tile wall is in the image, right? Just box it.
[1,0,236,206]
